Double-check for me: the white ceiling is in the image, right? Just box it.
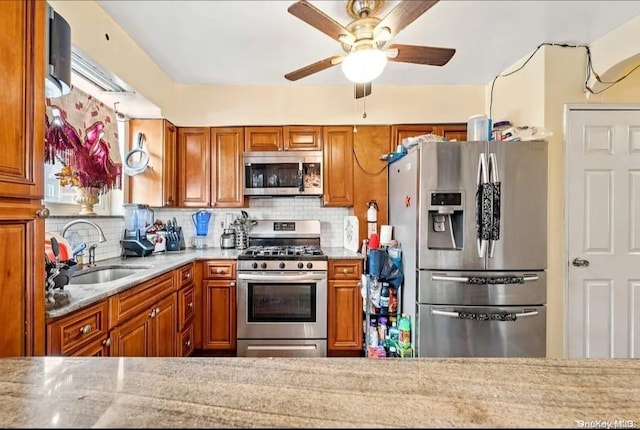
[96,0,640,87]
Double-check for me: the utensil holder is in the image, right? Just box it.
[235,228,248,250]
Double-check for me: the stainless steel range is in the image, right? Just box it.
[236,220,327,357]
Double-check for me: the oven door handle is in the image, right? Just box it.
[238,273,327,282]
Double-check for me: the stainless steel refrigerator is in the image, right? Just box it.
[388,140,547,357]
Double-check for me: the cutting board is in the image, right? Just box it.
[343,216,359,252]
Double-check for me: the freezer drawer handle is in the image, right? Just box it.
[431,309,539,321]
[431,274,539,284]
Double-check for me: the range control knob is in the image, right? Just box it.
[279,262,286,269]
[306,262,313,269]
[260,262,267,269]
[297,262,304,269]
[252,262,258,269]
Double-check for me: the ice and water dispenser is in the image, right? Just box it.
[427,192,464,250]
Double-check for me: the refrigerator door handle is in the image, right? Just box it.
[476,152,489,258]
[431,309,539,319]
[487,152,501,258]
[431,274,539,283]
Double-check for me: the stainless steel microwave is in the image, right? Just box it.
[243,151,323,197]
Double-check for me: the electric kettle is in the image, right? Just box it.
[192,210,212,237]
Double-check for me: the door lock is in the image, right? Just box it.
[572,258,590,267]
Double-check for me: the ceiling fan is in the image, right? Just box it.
[284,0,456,99]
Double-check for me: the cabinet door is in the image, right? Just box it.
[151,294,176,357]
[163,120,177,206]
[0,200,44,357]
[322,126,354,207]
[391,125,437,150]
[0,0,44,199]
[71,338,110,357]
[432,124,468,142]
[202,280,236,350]
[283,126,322,151]
[177,284,196,331]
[126,119,177,207]
[244,127,283,152]
[353,126,390,241]
[177,127,210,207]
[328,280,363,351]
[110,310,152,357]
[211,127,245,208]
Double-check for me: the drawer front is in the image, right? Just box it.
[47,301,109,356]
[177,284,196,331]
[178,323,194,357]
[329,260,363,279]
[203,260,236,280]
[109,271,175,327]
[177,263,194,289]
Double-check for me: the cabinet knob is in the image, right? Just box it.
[102,338,111,347]
[187,301,193,308]
[216,268,223,274]
[149,309,156,318]
[80,324,92,335]
[342,268,348,274]
[156,307,161,314]
[36,207,50,219]
[184,272,191,279]
[184,340,191,347]
[230,281,236,287]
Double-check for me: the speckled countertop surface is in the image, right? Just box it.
[0,357,638,428]
[47,247,363,320]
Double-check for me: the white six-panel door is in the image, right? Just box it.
[566,105,640,358]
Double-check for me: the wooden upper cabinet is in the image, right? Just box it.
[177,127,210,207]
[323,126,354,207]
[0,0,44,199]
[244,127,283,152]
[126,119,177,207]
[392,124,468,149]
[283,126,322,151]
[211,127,245,207]
[433,124,468,142]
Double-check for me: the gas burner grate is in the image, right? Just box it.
[242,245,324,258]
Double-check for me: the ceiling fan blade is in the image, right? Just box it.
[374,0,439,39]
[354,81,372,99]
[288,0,355,44]
[284,55,344,81]
[387,44,455,66]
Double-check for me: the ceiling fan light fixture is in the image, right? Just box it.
[341,48,387,83]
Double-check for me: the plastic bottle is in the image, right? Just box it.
[368,317,378,347]
[388,286,397,314]
[379,282,390,314]
[389,321,399,341]
[398,313,411,350]
[377,316,387,342]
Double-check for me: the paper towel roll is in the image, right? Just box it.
[380,225,392,244]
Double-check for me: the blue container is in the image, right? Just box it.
[368,249,386,278]
[192,210,212,236]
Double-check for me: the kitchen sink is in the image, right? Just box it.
[69,265,150,285]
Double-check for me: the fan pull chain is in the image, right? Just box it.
[362,96,367,119]
[353,96,358,133]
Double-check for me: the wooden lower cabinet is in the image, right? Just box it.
[327,259,364,356]
[46,300,109,356]
[202,280,236,350]
[111,293,176,357]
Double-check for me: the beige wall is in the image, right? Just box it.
[173,85,484,126]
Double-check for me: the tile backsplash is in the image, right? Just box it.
[45,198,351,262]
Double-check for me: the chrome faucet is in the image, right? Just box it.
[61,219,107,243]
[61,219,107,266]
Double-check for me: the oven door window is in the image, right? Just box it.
[248,282,316,322]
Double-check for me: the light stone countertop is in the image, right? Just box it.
[47,247,363,320]
[0,356,638,428]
